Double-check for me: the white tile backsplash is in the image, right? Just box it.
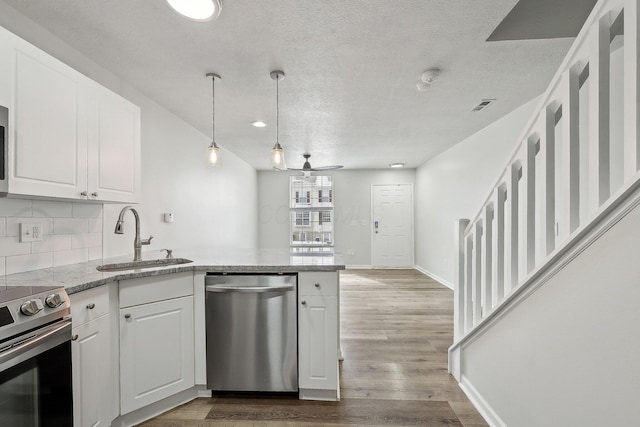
[6,218,53,237]
[33,201,73,218]
[54,218,89,235]
[53,248,88,267]
[88,246,102,261]
[0,237,31,257]
[72,203,103,218]
[71,233,102,249]
[31,235,73,253]
[0,199,104,275]
[0,199,32,217]
[6,253,53,275]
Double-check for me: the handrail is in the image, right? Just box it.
[463,0,617,235]
[453,0,637,343]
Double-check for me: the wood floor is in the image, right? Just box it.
[138,269,488,426]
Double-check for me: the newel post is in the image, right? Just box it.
[454,219,470,342]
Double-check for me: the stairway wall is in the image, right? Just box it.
[460,196,640,426]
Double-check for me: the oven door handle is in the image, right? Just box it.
[0,319,72,373]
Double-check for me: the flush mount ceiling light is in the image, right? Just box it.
[206,72,221,167]
[389,163,405,168]
[165,0,222,22]
[416,68,441,92]
[252,121,266,128]
[270,70,287,170]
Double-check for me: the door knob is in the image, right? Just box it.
[124,314,131,319]
[301,300,307,306]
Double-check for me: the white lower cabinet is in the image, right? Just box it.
[119,295,194,414]
[70,287,113,427]
[298,272,339,400]
[72,315,111,427]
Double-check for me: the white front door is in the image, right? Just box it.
[372,184,414,267]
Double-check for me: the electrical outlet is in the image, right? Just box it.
[20,223,42,242]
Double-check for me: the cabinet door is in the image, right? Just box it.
[298,295,338,391]
[72,315,112,427]
[87,82,140,203]
[9,37,88,199]
[120,296,194,414]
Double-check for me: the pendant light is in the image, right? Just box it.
[270,70,287,170]
[206,72,221,167]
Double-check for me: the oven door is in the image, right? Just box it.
[0,319,73,427]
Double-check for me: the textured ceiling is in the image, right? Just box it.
[0,0,575,170]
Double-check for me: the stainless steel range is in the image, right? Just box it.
[0,285,73,426]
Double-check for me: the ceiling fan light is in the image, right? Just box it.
[271,142,287,170]
[166,0,221,22]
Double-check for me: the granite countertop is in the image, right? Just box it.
[0,248,345,295]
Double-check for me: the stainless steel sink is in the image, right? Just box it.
[97,258,193,272]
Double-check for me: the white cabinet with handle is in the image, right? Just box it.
[119,274,194,414]
[297,272,340,401]
[0,25,140,203]
[70,286,114,427]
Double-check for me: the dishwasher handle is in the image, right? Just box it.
[206,284,294,293]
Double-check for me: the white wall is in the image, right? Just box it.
[461,198,640,427]
[414,97,540,286]
[0,5,258,263]
[258,169,415,266]
[103,97,257,257]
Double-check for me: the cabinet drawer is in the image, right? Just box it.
[298,272,338,296]
[119,272,193,308]
[70,286,109,326]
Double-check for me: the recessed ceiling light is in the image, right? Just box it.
[165,0,221,22]
[252,121,266,128]
[389,163,405,168]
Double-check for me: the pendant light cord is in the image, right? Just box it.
[276,74,279,145]
[211,75,216,144]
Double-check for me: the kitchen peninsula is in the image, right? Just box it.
[1,248,344,427]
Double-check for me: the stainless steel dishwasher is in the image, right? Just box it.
[205,273,298,393]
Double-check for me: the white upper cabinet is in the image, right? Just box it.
[87,82,140,203]
[0,25,140,203]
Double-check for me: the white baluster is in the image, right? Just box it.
[625,0,640,180]
[473,221,483,325]
[562,64,582,234]
[492,185,506,305]
[464,234,473,333]
[525,135,538,273]
[544,103,558,255]
[589,12,612,210]
[454,219,470,341]
[483,204,493,315]
[505,161,521,293]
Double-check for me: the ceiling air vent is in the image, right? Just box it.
[472,99,496,112]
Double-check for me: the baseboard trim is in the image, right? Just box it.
[345,265,372,269]
[459,375,506,427]
[413,265,454,290]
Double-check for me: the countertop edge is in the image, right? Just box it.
[65,264,346,295]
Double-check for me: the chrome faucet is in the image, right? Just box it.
[114,206,153,262]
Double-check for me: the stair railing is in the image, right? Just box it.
[453,0,639,344]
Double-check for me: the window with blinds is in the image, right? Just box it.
[290,175,334,255]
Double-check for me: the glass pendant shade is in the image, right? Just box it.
[270,70,286,171]
[271,142,286,170]
[208,142,220,167]
[206,72,221,167]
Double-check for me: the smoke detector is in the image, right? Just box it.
[416,68,441,91]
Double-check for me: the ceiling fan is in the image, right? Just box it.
[288,154,343,176]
